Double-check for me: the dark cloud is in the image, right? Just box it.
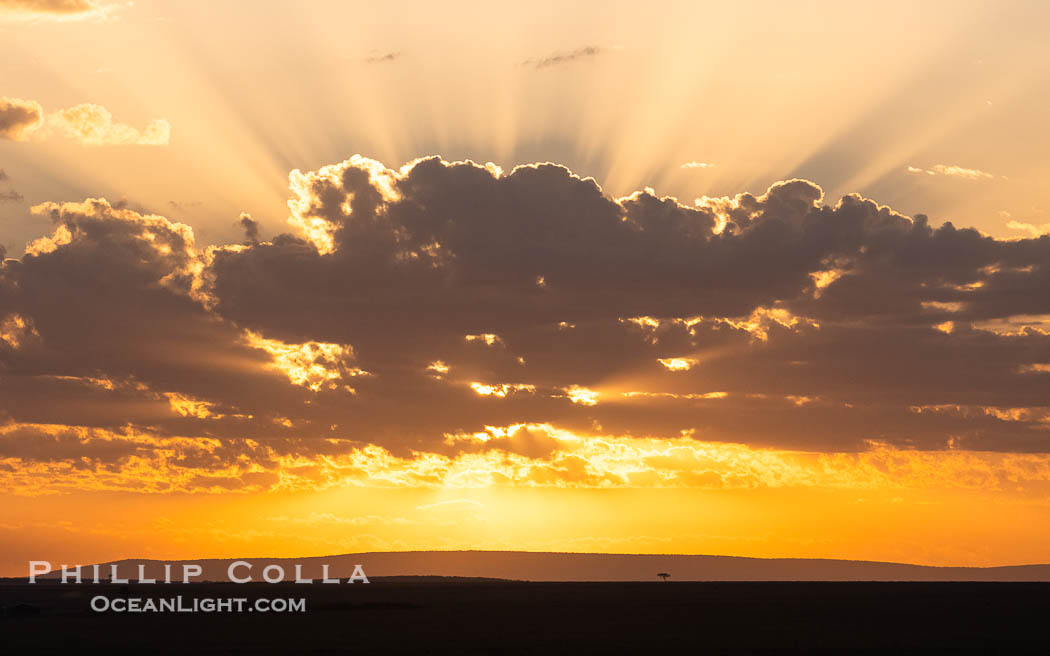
[0,424,151,466]
[206,157,1050,451]
[364,51,401,64]
[0,198,322,440]
[168,200,202,212]
[3,156,1050,466]
[525,46,602,69]
[238,212,260,245]
[0,97,43,141]
[0,166,17,206]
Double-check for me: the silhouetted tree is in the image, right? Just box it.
[657,572,670,582]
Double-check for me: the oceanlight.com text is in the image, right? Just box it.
[89,596,307,613]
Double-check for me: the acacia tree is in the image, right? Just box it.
[657,572,670,582]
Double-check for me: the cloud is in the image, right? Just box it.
[0,97,169,145]
[364,51,400,64]
[200,157,1050,452]
[47,103,170,146]
[0,168,20,202]
[168,200,202,212]
[1006,220,1050,238]
[907,164,995,180]
[6,421,1050,495]
[3,155,1050,496]
[0,0,116,21]
[525,46,602,69]
[0,167,23,204]
[680,161,716,169]
[0,97,44,140]
[1,198,311,438]
[239,212,260,244]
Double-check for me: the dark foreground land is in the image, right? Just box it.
[3,580,1049,654]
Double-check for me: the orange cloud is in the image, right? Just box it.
[1006,220,1050,238]
[0,97,169,145]
[243,331,368,393]
[906,164,996,180]
[47,103,170,146]
[6,422,1050,498]
[6,156,1050,478]
[0,0,116,21]
[0,97,43,140]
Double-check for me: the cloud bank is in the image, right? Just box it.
[2,156,1049,493]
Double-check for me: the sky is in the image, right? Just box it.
[1,0,1050,576]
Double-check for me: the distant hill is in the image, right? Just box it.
[33,551,1050,582]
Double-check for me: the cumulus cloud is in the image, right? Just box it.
[238,212,260,245]
[2,198,315,437]
[47,103,170,146]
[680,161,716,169]
[0,97,169,145]
[0,97,44,140]
[3,155,1050,493]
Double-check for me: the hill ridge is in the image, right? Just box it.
[37,551,1050,582]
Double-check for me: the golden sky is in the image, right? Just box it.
[2,0,1050,575]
